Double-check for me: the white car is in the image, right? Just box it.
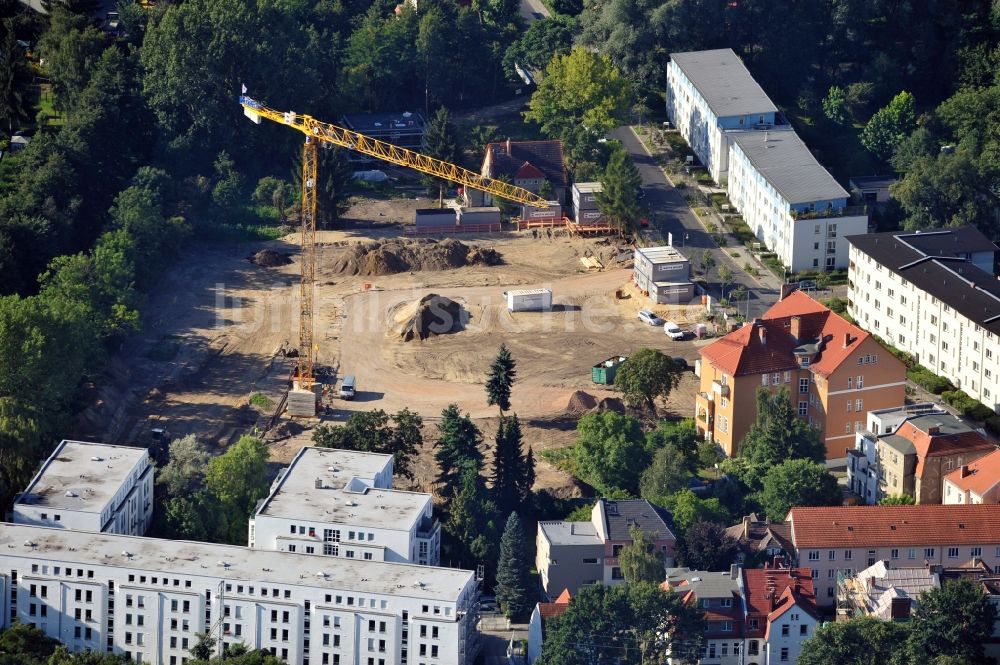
[637,310,665,326]
[664,321,686,340]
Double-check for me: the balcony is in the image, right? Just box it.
[790,205,867,221]
[416,517,439,540]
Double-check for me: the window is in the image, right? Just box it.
[721,621,732,632]
[972,547,982,557]
[925,548,935,558]
[801,624,808,636]
[855,399,863,412]
[781,647,790,662]
[891,549,899,560]
[948,547,959,558]
[781,625,789,636]
[808,550,820,561]
[721,598,732,608]
[799,378,809,394]
[828,550,836,561]
[844,550,853,560]
[799,401,808,416]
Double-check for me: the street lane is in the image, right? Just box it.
[611,126,780,320]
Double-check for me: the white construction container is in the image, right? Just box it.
[506,288,552,312]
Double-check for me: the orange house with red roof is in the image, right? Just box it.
[695,291,907,462]
[944,448,1000,505]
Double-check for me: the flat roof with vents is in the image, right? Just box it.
[669,49,779,119]
[253,447,430,531]
[0,523,472,601]
[14,440,149,515]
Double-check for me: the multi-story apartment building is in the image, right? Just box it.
[846,226,1000,412]
[695,291,907,462]
[944,448,1000,505]
[727,131,868,272]
[535,499,675,599]
[784,504,1000,606]
[742,567,817,665]
[665,49,780,184]
[249,447,440,566]
[847,406,995,504]
[666,48,864,270]
[0,523,479,665]
[12,441,153,537]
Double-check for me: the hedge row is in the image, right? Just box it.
[942,390,998,422]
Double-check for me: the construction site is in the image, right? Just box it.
[77,100,714,498]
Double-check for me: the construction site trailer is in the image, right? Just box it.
[592,355,627,385]
[572,182,601,212]
[506,288,552,312]
[458,206,501,225]
[520,201,562,223]
[414,208,458,227]
[577,209,606,225]
[633,245,694,304]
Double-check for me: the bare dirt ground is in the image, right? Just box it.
[90,195,711,495]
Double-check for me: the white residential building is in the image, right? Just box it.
[846,227,1000,412]
[12,440,153,537]
[249,447,440,566]
[0,523,479,665]
[727,132,868,272]
[665,49,780,184]
[666,49,866,271]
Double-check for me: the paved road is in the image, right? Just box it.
[519,0,550,23]
[611,126,781,320]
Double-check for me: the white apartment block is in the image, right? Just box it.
[666,49,865,271]
[847,227,1000,412]
[249,447,440,566]
[727,132,867,272]
[0,523,479,665]
[665,49,780,184]
[12,440,153,536]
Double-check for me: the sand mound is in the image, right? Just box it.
[250,249,292,267]
[329,238,502,276]
[565,390,598,415]
[393,294,465,342]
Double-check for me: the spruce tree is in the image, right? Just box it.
[596,145,642,238]
[492,415,535,515]
[485,343,517,413]
[496,512,532,618]
[421,106,461,207]
[520,445,536,504]
[446,466,499,570]
[435,404,483,499]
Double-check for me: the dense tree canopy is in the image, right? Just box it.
[612,347,682,412]
[572,411,649,496]
[757,458,843,520]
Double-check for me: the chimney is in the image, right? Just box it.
[928,425,941,436]
[730,564,740,580]
[843,332,852,348]
[961,465,972,478]
[758,326,767,345]
[505,138,511,154]
[772,555,786,569]
[790,316,802,342]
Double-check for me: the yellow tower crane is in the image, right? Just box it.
[239,96,548,409]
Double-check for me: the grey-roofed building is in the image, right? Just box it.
[633,245,694,304]
[849,175,898,205]
[725,513,793,563]
[846,226,1000,412]
[535,499,675,599]
[665,49,783,182]
[727,130,868,272]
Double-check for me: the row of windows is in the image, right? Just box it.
[809,546,995,561]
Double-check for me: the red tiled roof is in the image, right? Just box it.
[787,505,1000,548]
[764,586,815,640]
[554,588,572,604]
[742,567,816,638]
[514,162,546,180]
[699,291,876,377]
[891,420,997,476]
[537,602,570,621]
[945,449,1000,497]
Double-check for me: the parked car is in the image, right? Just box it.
[637,310,665,326]
[664,321,686,340]
[672,357,690,370]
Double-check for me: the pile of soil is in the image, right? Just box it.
[394,294,465,342]
[329,238,502,276]
[250,249,292,267]
[565,390,599,416]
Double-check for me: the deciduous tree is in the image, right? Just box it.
[613,347,682,413]
[799,616,910,665]
[677,521,741,571]
[908,579,998,664]
[618,526,665,583]
[572,411,648,496]
[205,435,270,513]
[860,91,917,160]
[758,458,842,520]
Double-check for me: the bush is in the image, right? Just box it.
[908,366,955,395]
[968,404,996,422]
[942,390,997,422]
[986,417,1000,437]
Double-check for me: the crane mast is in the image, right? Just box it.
[239,96,549,410]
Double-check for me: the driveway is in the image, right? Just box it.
[611,126,781,320]
[519,0,550,23]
